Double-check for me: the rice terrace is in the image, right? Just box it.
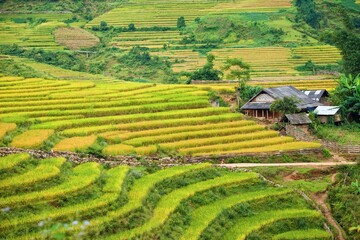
[0,0,359,239]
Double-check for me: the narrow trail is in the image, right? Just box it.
[217,161,357,168]
[310,173,345,240]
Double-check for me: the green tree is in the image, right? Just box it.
[331,75,360,121]
[100,21,108,31]
[222,58,251,88]
[327,30,360,76]
[177,16,186,29]
[237,85,262,105]
[128,23,136,31]
[270,97,300,114]
[295,0,322,28]
[189,54,223,81]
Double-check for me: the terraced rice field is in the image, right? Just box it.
[84,0,341,79]
[111,30,183,50]
[197,77,339,93]
[291,45,342,65]
[0,154,332,239]
[153,46,341,77]
[88,0,291,28]
[0,55,118,81]
[153,50,207,73]
[212,47,297,77]
[0,76,321,156]
[0,13,79,51]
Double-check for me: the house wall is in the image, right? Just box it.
[245,109,282,120]
[319,96,330,105]
[318,114,342,123]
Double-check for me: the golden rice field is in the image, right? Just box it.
[0,154,331,239]
[0,76,321,156]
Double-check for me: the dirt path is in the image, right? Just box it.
[310,173,345,240]
[217,161,357,168]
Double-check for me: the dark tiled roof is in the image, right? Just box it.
[302,90,328,102]
[241,86,322,110]
[284,113,312,125]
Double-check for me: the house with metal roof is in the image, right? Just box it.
[241,86,322,120]
[314,106,342,123]
[302,90,329,104]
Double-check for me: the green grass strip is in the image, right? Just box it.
[223,209,321,240]
[272,229,332,239]
[0,153,30,171]
[0,157,65,189]
[180,188,291,240]
[106,172,258,240]
[0,162,100,208]
[0,165,129,231]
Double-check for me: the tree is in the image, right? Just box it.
[322,8,360,76]
[237,85,262,105]
[128,23,136,31]
[100,21,108,31]
[270,97,300,114]
[326,30,360,76]
[189,54,223,81]
[177,16,186,29]
[331,74,360,121]
[295,0,322,28]
[222,58,251,88]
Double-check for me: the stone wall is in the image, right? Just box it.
[0,147,323,166]
[285,125,316,142]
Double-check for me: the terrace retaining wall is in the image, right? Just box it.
[0,147,323,166]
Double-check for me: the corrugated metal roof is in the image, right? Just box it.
[314,106,340,115]
[284,113,312,125]
[302,90,328,102]
[241,86,322,110]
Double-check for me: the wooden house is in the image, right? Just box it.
[241,86,322,121]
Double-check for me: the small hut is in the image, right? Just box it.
[314,106,342,123]
[282,113,312,138]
